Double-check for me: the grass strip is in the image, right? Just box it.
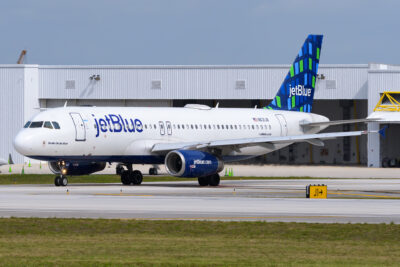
[0,218,399,266]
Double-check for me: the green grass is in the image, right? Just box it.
[0,218,399,266]
[0,174,334,185]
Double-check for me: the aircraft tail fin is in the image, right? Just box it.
[266,34,323,113]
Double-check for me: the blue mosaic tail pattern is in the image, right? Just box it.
[266,35,323,113]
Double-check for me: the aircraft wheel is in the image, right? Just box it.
[54,176,61,186]
[149,168,158,175]
[131,170,143,185]
[209,173,220,186]
[198,176,209,186]
[121,171,131,185]
[116,164,124,175]
[60,176,68,186]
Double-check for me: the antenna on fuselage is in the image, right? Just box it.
[64,101,68,107]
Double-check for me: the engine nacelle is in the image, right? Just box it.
[49,161,106,176]
[165,150,224,178]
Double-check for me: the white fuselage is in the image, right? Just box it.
[14,105,328,164]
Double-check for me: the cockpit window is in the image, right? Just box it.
[44,121,53,129]
[52,121,60,129]
[29,121,44,128]
[24,121,31,128]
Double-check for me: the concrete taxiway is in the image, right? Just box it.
[0,179,400,223]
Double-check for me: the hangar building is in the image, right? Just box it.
[1,63,399,167]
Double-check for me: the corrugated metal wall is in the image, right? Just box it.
[367,69,400,167]
[0,66,25,164]
[38,64,369,100]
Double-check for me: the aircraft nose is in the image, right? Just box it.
[13,130,31,155]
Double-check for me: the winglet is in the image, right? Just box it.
[64,101,68,107]
[379,126,388,138]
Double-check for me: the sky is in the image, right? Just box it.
[0,0,399,65]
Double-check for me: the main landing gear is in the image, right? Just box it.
[54,175,68,186]
[198,173,220,186]
[118,164,143,185]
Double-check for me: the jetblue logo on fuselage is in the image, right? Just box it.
[93,114,143,137]
[289,85,312,98]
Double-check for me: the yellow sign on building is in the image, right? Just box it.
[306,184,327,199]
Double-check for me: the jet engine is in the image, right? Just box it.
[49,161,106,176]
[165,150,224,178]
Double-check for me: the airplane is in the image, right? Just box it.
[13,34,372,187]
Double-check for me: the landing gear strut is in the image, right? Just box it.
[119,164,143,185]
[149,167,158,175]
[54,175,68,186]
[198,173,220,186]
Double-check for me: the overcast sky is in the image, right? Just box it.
[0,0,399,65]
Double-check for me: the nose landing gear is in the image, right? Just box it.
[54,175,68,186]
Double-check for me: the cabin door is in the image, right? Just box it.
[275,114,288,136]
[70,112,86,141]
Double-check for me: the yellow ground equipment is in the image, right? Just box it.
[306,184,327,199]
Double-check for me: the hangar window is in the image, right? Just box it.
[235,80,246,90]
[151,80,162,90]
[65,80,75,90]
[29,121,44,128]
[24,121,31,128]
[44,121,53,129]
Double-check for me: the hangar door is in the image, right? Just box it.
[70,113,86,141]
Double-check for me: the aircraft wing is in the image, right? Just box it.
[300,118,381,127]
[151,130,369,153]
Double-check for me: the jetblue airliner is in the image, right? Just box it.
[13,35,370,186]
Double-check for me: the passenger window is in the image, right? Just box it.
[177,125,180,129]
[24,121,31,128]
[154,124,157,129]
[195,125,198,129]
[221,125,224,129]
[182,125,185,129]
[145,124,148,129]
[52,121,60,129]
[252,125,255,129]
[44,121,53,129]
[191,125,194,129]
[29,121,44,128]
[217,125,220,129]
[234,125,237,129]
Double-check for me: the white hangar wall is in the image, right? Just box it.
[37,64,369,100]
